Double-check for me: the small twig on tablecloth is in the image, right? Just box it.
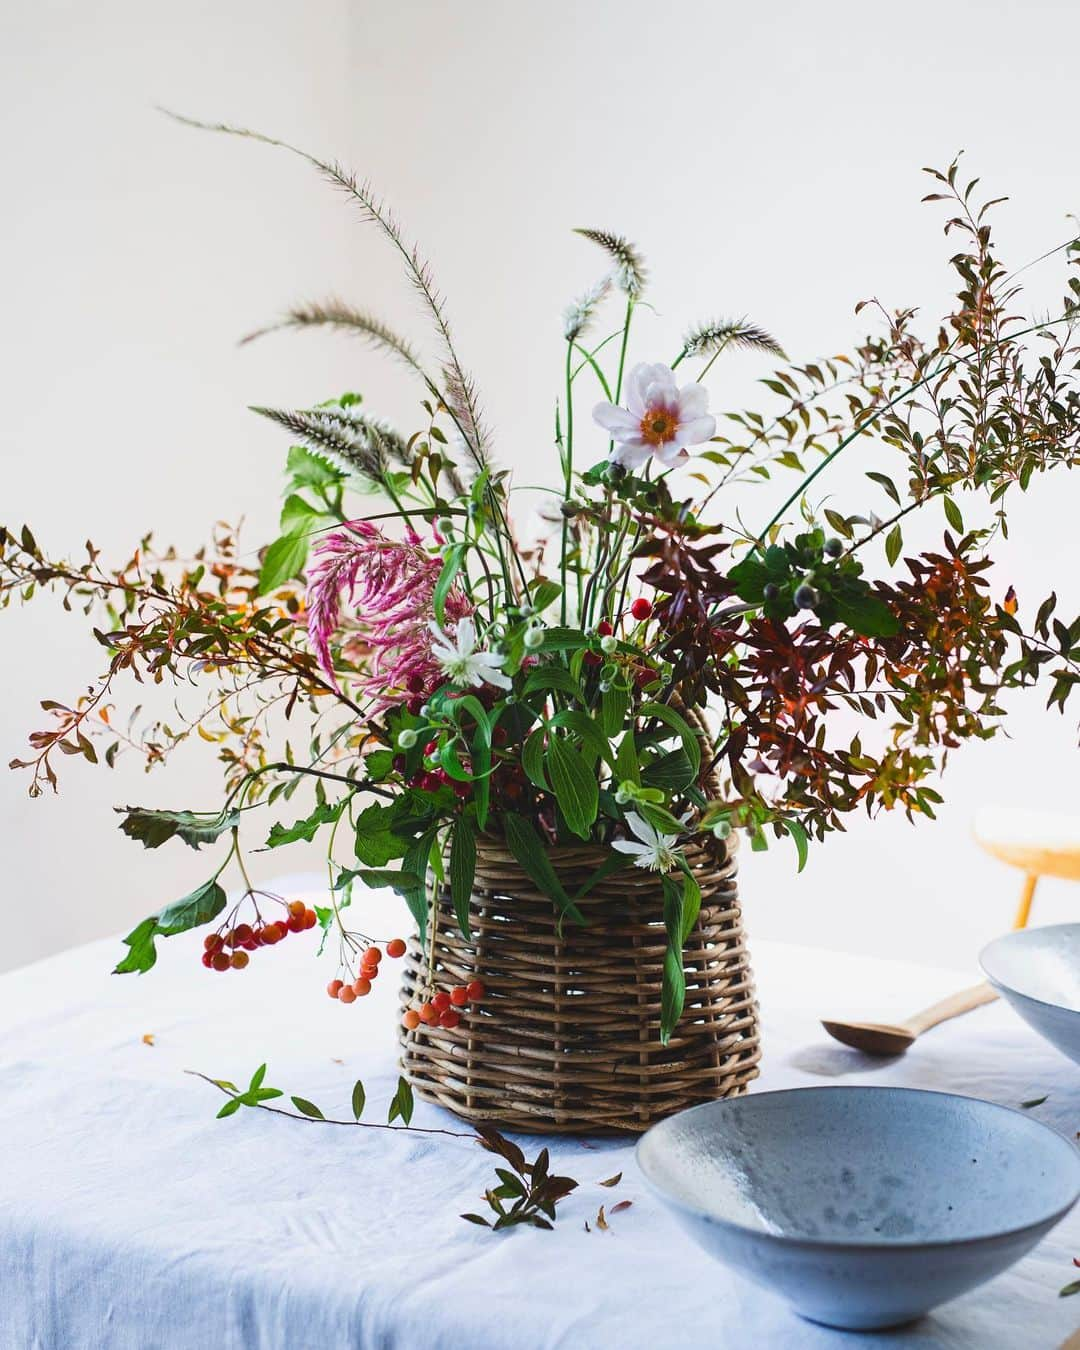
[186,1065,583,1232]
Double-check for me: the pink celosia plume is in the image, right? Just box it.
[305,521,472,704]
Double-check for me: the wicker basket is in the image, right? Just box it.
[397,835,759,1133]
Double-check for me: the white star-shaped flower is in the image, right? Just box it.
[428,616,511,691]
[611,812,684,873]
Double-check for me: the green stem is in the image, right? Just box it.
[561,340,574,624]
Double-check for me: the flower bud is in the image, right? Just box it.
[523,625,544,650]
[712,820,732,840]
[599,634,617,654]
[396,729,419,750]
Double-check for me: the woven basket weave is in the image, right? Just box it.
[397,835,759,1133]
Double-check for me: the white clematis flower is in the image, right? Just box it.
[428,616,512,691]
[611,811,683,873]
[592,362,716,471]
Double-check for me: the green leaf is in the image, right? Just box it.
[502,812,585,925]
[833,591,900,639]
[537,626,590,653]
[286,444,344,489]
[600,683,629,738]
[351,1080,366,1121]
[638,702,701,776]
[334,867,424,897]
[659,875,686,1044]
[433,543,465,626]
[613,731,640,786]
[115,876,229,975]
[450,814,477,939]
[549,709,613,766]
[155,877,229,936]
[641,748,695,792]
[267,799,344,848]
[216,1097,242,1119]
[113,916,160,975]
[1020,1094,1048,1109]
[679,867,702,945]
[449,695,494,831]
[258,530,309,595]
[943,496,964,533]
[388,1076,414,1126]
[1060,1279,1080,1298]
[866,470,901,506]
[545,736,599,840]
[523,665,585,702]
[279,492,323,534]
[529,580,562,614]
[290,1096,325,1119]
[249,1063,267,1091]
[885,524,903,567]
[780,818,810,873]
[522,728,548,790]
[117,805,240,851]
[401,829,437,943]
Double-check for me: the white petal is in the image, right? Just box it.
[625,363,652,416]
[624,812,659,846]
[654,442,690,467]
[677,383,709,419]
[609,441,651,470]
[611,839,647,856]
[676,414,716,446]
[454,616,476,653]
[592,402,640,437]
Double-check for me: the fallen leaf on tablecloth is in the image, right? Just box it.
[597,1172,622,1188]
[1020,1095,1048,1109]
[583,1220,591,1233]
[610,1200,633,1214]
[142,1033,155,1046]
[595,1205,609,1231]
[331,1057,344,1064]
[1060,1278,1080,1298]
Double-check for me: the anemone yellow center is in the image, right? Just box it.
[639,404,678,447]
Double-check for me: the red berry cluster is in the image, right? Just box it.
[201,899,316,972]
[402,980,486,1032]
[409,741,470,798]
[326,937,408,1004]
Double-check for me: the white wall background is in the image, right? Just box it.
[1,0,1077,977]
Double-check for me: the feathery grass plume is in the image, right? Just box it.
[562,276,612,341]
[160,110,491,469]
[681,318,786,360]
[573,229,647,298]
[251,406,409,483]
[240,299,426,373]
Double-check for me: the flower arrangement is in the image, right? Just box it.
[4,122,1080,1080]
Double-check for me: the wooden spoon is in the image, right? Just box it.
[821,982,998,1056]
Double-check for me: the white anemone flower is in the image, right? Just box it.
[428,616,511,691]
[592,362,716,470]
[611,812,683,873]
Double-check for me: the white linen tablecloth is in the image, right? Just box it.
[1,872,1078,1350]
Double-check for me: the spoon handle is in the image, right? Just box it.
[905,981,998,1036]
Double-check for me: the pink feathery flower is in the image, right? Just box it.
[305,521,472,705]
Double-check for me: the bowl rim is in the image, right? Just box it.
[635,1084,1080,1252]
[979,922,1080,1015]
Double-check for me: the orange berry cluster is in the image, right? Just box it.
[327,937,408,1004]
[402,980,486,1032]
[201,899,316,971]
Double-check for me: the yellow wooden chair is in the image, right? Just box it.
[974,807,1080,928]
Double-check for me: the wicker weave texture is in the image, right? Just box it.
[398,838,759,1133]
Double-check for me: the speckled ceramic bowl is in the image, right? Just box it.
[637,1086,1079,1331]
[980,923,1080,1066]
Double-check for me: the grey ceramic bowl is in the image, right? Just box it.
[636,1086,1079,1331]
[980,922,1080,1066]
